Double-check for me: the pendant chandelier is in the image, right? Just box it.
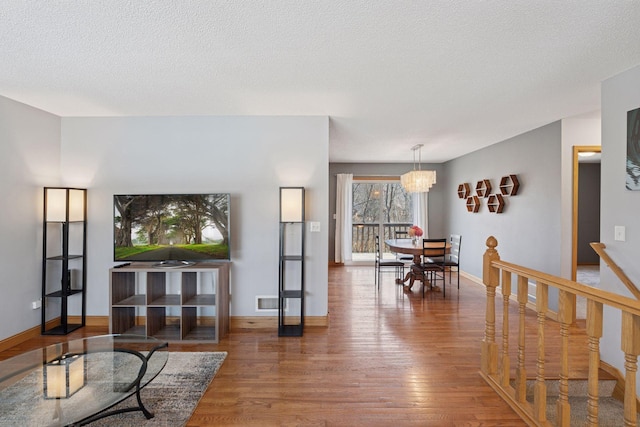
[400,144,436,193]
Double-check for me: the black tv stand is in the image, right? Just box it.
[152,260,196,269]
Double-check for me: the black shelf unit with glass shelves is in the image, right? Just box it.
[41,187,87,335]
[278,187,305,337]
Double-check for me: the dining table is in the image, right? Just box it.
[384,238,451,289]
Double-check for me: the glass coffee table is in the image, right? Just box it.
[0,334,168,426]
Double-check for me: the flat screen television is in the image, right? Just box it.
[114,193,230,264]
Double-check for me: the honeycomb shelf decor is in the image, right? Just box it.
[487,193,505,213]
[499,174,520,196]
[457,183,470,199]
[466,195,480,213]
[475,179,492,197]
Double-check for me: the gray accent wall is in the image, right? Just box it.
[61,116,330,319]
[600,64,640,376]
[0,111,330,342]
[443,121,563,280]
[0,96,61,339]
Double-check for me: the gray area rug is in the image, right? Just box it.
[91,351,226,427]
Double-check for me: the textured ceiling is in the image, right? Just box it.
[2,1,640,163]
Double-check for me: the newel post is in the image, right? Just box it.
[482,236,500,376]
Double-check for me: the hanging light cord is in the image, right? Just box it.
[411,144,424,171]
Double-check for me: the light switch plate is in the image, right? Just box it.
[615,225,626,242]
[309,221,321,232]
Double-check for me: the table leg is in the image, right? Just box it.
[396,271,412,285]
[405,254,423,290]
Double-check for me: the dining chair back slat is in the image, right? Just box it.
[374,235,405,291]
[415,238,447,298]
[394,230,414,263]
[444,234,462,289]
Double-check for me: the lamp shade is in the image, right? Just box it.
[280,187,305,222]
[45,188,86,222]
[67,189,86,222]
[45,189,68,222]
[401,170,437,193]
[44,354,86,399]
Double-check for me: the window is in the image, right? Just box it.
[351,180,412,261]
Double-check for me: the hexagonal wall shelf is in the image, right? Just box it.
[466,195,480,213]
[475,179,492,197]
[499,174,520,196]
[487,193,505,213]
[457,183,470,199]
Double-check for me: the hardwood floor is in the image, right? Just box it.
[1,266,529,426]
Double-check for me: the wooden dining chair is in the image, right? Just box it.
[427,234,462,290]
[374,235,405,291]
[413,238,447,298]
[394,230,414,264]
[444,234,462,289]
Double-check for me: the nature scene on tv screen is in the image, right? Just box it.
[114,194,230,261]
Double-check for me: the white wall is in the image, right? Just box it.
[60,116,329,318]
[600,64,640,374]
[0,96,61,340]
[443,122,563,282]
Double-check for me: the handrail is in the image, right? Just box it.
[589,242,640,301]
[480,235,640,427]
[492,259,640,315]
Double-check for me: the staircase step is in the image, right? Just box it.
[545,396,639,426]
[522,379,617,397]
[513,379,640,425]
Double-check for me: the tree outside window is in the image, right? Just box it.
[352,181,412,259]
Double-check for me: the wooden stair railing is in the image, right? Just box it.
[480,236,640,427]
[590,242,640,301]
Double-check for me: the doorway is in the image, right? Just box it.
[572,145,601,319]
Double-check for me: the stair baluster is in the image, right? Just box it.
[500,270,512,388]
[557,290,574,425]
[515,276,528,403]
[533,282,549,422]
[586,299,603,426]
[621,312,640,426]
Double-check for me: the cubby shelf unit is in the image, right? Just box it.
[109,263,229,342]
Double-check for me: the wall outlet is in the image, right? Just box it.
[31,299,41,310]
[615,225,626,242]
[309,221,321,232]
